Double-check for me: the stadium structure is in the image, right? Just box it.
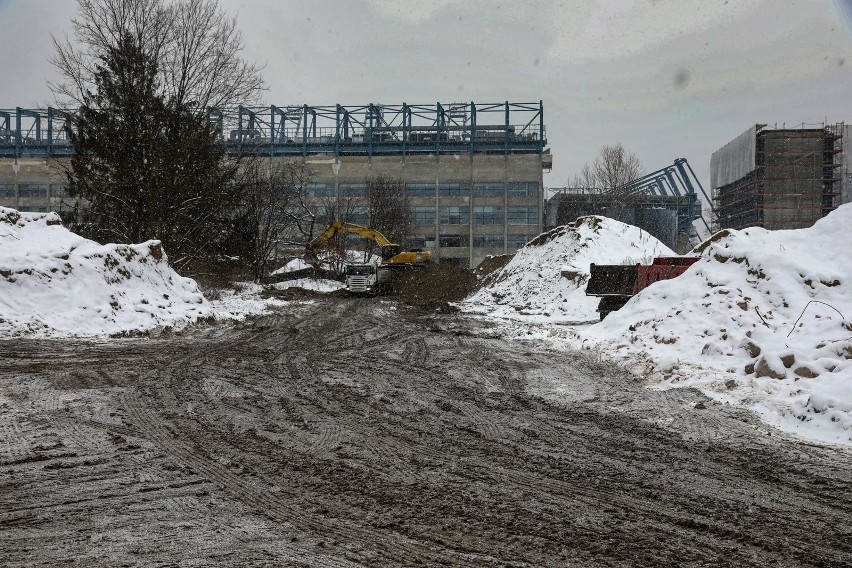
[0,101,550,268]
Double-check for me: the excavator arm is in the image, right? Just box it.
[306,222,401,264]
[307,222,394,249]
[306,221,432,267]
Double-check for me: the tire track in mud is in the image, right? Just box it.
[6,301,852,567]
[272,311,835,564]
[121,389,487,567]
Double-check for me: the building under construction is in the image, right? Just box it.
[545,159,711,252]
[0,101,550,269]
[711,123,847,230]
[545,189,696,251]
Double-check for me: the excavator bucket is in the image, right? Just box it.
[303,249,321,267]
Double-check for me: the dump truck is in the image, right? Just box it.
[586,256,700,319]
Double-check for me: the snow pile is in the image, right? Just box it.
[271,258,311,274]
[585,204,852,444]
[0,208,210,337]
[273,278,344,293]
[463,216,674,322]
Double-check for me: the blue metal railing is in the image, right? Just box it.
[0,101,547,161]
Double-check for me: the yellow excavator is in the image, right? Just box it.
[304,221,432,267]
[304,222,432,295]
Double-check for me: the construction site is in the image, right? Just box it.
[544,159,710,252]
[0,101,549,269]
[711,123,848,231]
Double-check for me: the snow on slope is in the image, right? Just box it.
[271,258,311,274]
[273,278,345,292]
[584,204,852,444]
[463,216,674,322]
[0,208,210,337]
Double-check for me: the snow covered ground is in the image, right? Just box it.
[464,216,674,322]
[461,208,852,446]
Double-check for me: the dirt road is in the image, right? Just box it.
[1,298,851,566]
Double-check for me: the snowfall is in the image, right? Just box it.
[2,205,851,446]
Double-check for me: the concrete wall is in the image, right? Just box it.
[0,158,70,213]
[1,152,545,269]
[545,192,691,251]
[299,153,544,268]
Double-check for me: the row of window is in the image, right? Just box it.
[408,234,536,249]
[0,184,69,199]
[412,205,539,225]
[409,181,539,197]
[0,181,538,200]
[300,181,540,199]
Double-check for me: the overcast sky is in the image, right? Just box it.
[2,0,852,190]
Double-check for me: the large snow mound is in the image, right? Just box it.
[0,208,210,337]
[463,216,675,322]
[585,203,852,444]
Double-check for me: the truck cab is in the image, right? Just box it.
[344,263,391,296]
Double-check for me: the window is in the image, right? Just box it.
[439,205,469,225]
[507,234,535,248]
[346,207,369,225]
[405,182,435,197]
[18,183,46,198]
[440,257,467,267]
[473,234,504,248]
[439,181,469,197]
[0,184,13,198]
[49,184,69,198]
[439,234,469,247]
[50,202,74,213]
[339,183,366,197]
[410,206,436,225]
[473,182,504,198]
[472,206,504,225]
[508,181,539,196]
[508,205,539,225]
[408,234,436,248]
[307,183,333,197]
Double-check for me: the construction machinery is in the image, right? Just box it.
[305,222,432,295]
[586,256,700,319]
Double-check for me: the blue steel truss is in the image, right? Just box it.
[612,158,717,235]
[0,101,546,160]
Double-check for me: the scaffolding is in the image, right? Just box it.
[714,123,844,230]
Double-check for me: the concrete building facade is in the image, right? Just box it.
[300,153,544,267]
[0,102,549,268]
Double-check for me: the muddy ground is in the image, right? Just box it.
[1,298,851,567]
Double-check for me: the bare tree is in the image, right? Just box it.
[50,0,264,108]
[592,143,643,190]
[570,163,597,189]
[365,175,410,245]
[568,143,645,223]
[160,0,265,109]
[242,159,298,281]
